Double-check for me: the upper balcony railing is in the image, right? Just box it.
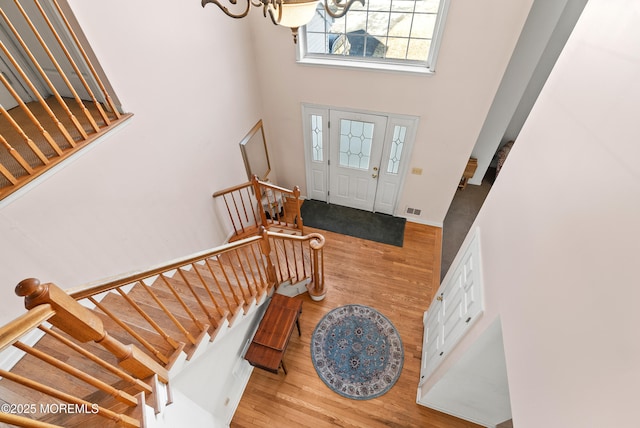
[0,0,130,200]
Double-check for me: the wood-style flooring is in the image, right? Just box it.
[231,223,482,428]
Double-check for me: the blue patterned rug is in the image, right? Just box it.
[311,305,404,400]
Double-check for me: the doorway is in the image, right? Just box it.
[302,105,418,215]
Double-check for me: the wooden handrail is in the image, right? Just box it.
[67,235,264,300]
[212,181,252,197]
[0,304,54,352]
[0,412,60,428]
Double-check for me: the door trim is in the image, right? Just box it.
[302,103,419,215]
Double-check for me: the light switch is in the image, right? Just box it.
[411,167,423,175]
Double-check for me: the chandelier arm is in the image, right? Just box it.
[323,0,364,18]
[265,0,283,26]
[202,0,252,19]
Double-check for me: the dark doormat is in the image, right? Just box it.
[300,199,406,247]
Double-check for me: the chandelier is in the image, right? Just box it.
[202,0,364,43]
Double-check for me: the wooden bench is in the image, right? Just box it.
[244,293,302,375]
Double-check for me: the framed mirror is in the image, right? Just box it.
[239,119,271,181]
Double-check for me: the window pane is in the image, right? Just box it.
[311,115,323,162]
[303,0,444,67]
[387,125,407,174]
[339,119,373,170]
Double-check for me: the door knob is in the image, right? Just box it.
[372,174,378,178]
[436,295,443,301]
[373,166,378,171]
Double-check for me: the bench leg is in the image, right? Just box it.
[280,359,288,375]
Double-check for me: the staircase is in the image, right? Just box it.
[0,182,325,427]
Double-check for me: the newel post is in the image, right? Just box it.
[16,278,168,383]
[252,175,269,229]
[258,227,278,288]
[306,234,326,301]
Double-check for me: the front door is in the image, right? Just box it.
[328,110,387,211]
[302,105,418,215]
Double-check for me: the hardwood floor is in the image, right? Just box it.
[231,223,482,428]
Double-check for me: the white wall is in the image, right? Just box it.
[420,0,640,426]
[0,1,264,324]
[250,0,534,225]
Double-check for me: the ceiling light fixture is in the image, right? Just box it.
[202,0,364,43]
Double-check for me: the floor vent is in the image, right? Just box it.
[406,207,422,215]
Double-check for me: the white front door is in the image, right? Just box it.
[328,110,387,211]
[302,105,418,215]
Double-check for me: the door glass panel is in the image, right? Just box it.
[387,125,407,174]
[339,119,374,170]
[311,114,323,161]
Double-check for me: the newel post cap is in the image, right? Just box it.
[15,278,48,308]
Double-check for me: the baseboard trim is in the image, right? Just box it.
[405,216,443,228]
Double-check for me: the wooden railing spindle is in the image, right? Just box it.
[1,6,86,139]
[50,0,121,118]
[191,263,226,318]
[38,325,153,395]
[158,274,206,332]
[0,369,140,428]
[33,0,110,126]
[12,341,139,406]
[138,280,199,345]
[204,257,238,311]
[115,287,181,350]
[14,0,99,133]
[87,296,170,365]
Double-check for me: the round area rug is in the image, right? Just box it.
[311,304,404,400]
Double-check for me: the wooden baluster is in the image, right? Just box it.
[283,239,294,282]
[15,278,168,383]
[138,281,199,345]
[176,268,214,323]
[229,192,246,234]
[221,194,240,236]
[115,286,181,350]
[248,242,267,291]
[0,107,49,165]
[32,0,110,127]
[252,175,269,229]
[87,296,170,366]
[204,258,238,312]
[13,341,139,406]
[50,0,121,119]
[0,72,63,156]
[0,38,76,147]
[233,249,257,297]
[301,240,310,278]
[0,7,87,139]
[216,255,248,303]
[0,369,140,428]
[38,325,153,395]
[191,263,226,318]
[158,274,206,331]
[0,134,34,175]
[269,236,286,283]
[14,0,99,133]
[245,186,261,228]
[0,162,17,185]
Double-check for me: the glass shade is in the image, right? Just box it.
[277,0,319,28]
